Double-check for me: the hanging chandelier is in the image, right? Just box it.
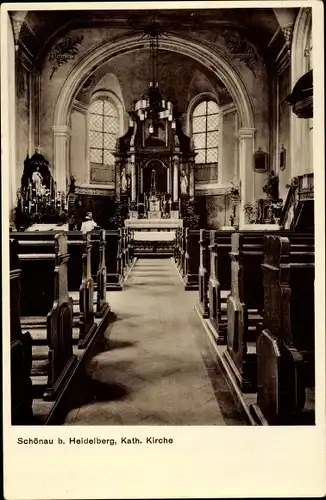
[133,17,176,134]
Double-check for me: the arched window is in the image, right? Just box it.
[192,100,220,164]
[89,98,119,168]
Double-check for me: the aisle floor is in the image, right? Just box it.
[64,258,246,425]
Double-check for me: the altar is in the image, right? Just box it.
[125,217,183,256]
[112,28,196,255]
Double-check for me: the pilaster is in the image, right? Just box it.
[52,125,71,192]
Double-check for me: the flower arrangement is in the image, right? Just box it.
[108,201,129,228]
[15,187,67,230]
[182,199,200,229]
[229,174,240,196]
[285,177,299,190]
[243,202,256,224]
[262,170,279,200]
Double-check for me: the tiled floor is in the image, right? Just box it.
[63,258,246,425]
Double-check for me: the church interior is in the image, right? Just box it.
[5,7,316,426]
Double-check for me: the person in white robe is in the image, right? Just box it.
[81,212,97,233]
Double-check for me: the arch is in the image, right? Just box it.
[291,7,312,85]
[54,32,254,131]
[144,158,167,169]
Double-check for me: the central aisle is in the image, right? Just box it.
[64,258,245,425]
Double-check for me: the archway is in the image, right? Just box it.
[53,31,255,228]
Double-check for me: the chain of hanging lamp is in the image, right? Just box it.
[133,17,176,133]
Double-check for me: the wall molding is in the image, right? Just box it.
[195,182,232,195]
[75,184,115,196]
[72,99,89,114]
[221,102,237,116]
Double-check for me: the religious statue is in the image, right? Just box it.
[174,134,180,148]
[150,169,157,193]
[68,174,76,194]
[32,167,44,196]
[180,170,188,196]
[121,167,128,193]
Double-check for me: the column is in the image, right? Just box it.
[237,127,256,229]
[52,125,71,193]
[130,154,136,202]
[7,17,17,214]
[173,156,179,202]
[115,156,121,201]
[189,156,195,199]
[167,167,170,194]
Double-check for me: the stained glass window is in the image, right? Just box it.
[89,99,118,166]
[192,100,219,164]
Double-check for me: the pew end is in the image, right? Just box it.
[250,329,306,425]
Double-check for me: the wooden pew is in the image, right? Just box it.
[12,229,110,308]
[224,231,314,393]
[174,227,181,266]
[16,233,78,400]
[122,227,130,271]
[126,228,134,267]
[91,230,110,318]
[46,233,78,398]
[78,232,97,348]
[105,229,124,290]
[10,239,33,424]
[67,232,85,293]
[251,234,315,425]
[198,229,210,318]
[208,230,233,343]
[183,229,201,290]
[176,227,185,272]
[224,232,266,392]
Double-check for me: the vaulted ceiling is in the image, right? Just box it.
[10,7,299,67]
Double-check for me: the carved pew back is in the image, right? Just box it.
[91,230,109,318]
[10,233,77,401]
[225,232,266,392]
[198,229,210,318]
[10,239,33,424]
[78,232,97,348]
[126,228,134,264]
[254,234,315,424]
[174,227,181,264]
[179,228,186,273]
[105,229,123,289]
[46,233,77,398]
[15,238,57,318]
[208,230,233,341]
[183,229,201,289]
[225,230,314,395]
[66,232,85,292]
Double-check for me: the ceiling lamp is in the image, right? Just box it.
[133,17,174,131]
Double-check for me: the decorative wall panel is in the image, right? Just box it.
[90,163,115,184]
[194,163,218,182]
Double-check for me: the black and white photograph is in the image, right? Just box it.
[2,1,325,498]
